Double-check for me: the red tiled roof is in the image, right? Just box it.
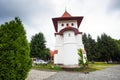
[61,11,72,17]
[50,50,58,57]
[52,11,83,32]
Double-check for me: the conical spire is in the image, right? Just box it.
[61,10,72,17]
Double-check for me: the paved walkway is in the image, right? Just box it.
[27,65,120,80]
[26,70,56,80]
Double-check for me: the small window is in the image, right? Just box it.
[68,33,71,37]
[71,23,74,26]
[61,24,64,26]
[66,23,69,26]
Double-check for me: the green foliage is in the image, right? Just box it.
[82,33,97,61]
[89,62,117,71]
[82,33,120,62]
[33,62,116,72]
[97,33,119,62]
[78,49,89,69]
[0,17,32,80]
[30,32,50,60]
[33,63,61,71]
[113,39,120,61]
[78,49,84,66]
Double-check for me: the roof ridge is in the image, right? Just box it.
[61,11,72,17]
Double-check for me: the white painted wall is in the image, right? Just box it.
[62,31,78,65]
[54,35,63,64]
[54,54,58,64]
[54,26,87,66]
[58,20,77,32]
[55,35,63,45]
[76,34,84,49]
[63,43,79,65]
[63,31,76,43]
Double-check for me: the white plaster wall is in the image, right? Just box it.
[62,31,79,65]
[58,20,77,32]
[55,35,63,45]
[54,54,58,64]
[63,43,79,65]
[63,31,76,44]
[76,34,84,49]
[76,34,82,44]
[76,34,87,63]
[54,35,63,64]
[54,46,63,64]
[54,28,86,65]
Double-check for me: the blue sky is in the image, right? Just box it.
[0,0,120,50]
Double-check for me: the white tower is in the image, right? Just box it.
[52,11,85,66]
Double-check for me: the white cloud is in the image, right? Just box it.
[0,0,120,50]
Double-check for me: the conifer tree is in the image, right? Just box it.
[30,32,50,60]
[0,17,32,80]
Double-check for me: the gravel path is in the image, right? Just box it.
[27,65,120,80]
[26,70,56,80]
[45,65,120,80]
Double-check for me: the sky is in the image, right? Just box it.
[0,0,120,50]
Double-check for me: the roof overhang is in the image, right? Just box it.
[55,27,82,36]
[52,16,83,32]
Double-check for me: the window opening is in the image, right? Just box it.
[61,24,64,26]
[68,33,71,37]
[71,23,74,26]
[66,23,69,26]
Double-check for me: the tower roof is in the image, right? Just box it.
[61,10,72,17]
[52,11,83,32]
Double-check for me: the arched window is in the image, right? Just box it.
[71,23,74,26]
[66,23,69,26]
[68,33,71,37]
[61,23,64,26]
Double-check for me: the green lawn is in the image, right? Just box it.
[32,62,117,72]
[32,63,62,71]
[89,62,117,71]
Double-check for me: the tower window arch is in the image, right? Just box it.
[71,23,74,26]
[61,23,64,26]
[66,23,69,26]
[68,33,71,37]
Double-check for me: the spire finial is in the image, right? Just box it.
[65,6,67,12]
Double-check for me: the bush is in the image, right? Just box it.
[0,17,32,80]
[78,49,89,72]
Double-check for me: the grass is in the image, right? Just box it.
[32,63,62,71]
[32,62,117,72]
[89,62,116,71]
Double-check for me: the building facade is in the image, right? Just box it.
[52,11,86,65]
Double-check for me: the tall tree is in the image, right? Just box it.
[83,33,120,62]
[97,33,118,62]
[0,17,32,80]
[82,33,96,61]
[30,32,50,60]
[111,39,120,61]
